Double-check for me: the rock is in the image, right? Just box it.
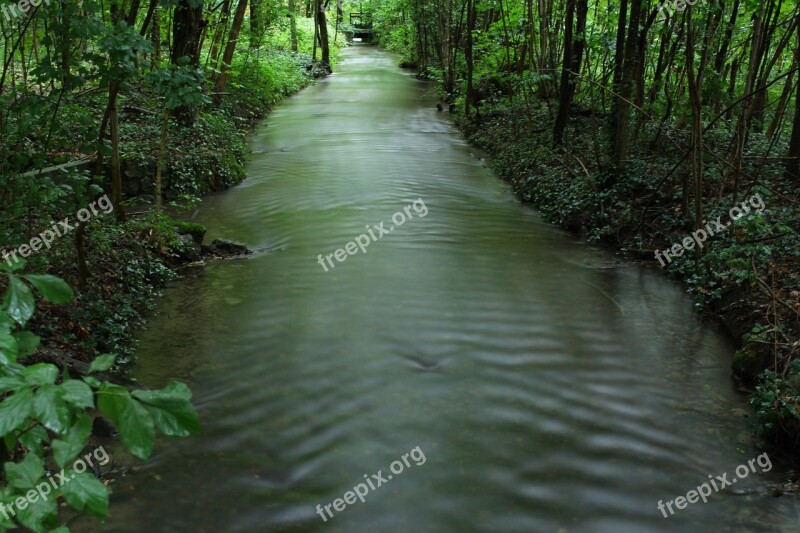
[171,221,207,245]
[210,238,250,256]
[307,60,332,78]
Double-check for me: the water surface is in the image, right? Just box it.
[85,46,798,532]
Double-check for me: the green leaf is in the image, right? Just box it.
[133,382,200,437]
[23,364,59,386]
[4,275,35,326]
[59,379,95,409]
[97,383,154,459]
[0,323,18,365]
[15,492,58,533]
[33,385,72,434]
[0,258,26,272]
[52,414,92,468]
[19,425,50,456]
[61,471,109,517]
[24,275,73,305]
[14,331,41,357]
[0,375,24,394]
[0,387,33,436]
[88,354,116,374]
[5,453,44,490]
[82,376,102,388]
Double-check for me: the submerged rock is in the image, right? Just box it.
[209,238,251,256]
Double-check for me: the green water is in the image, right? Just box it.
[82,46,798,532]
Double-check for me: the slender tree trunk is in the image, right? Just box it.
[730,0,767,201]
[289,0,298,51]
[786,17,800,180]
[553,0,587,145]
[767,53,796,139]
[155,110,170,228]
[553,0,576,145]
[610,0,641,180]
[93,2,143,217]
[250,0,262,48]
[537,0,554,97]
[317,0,330,65]
[213,0,249,105]
[465,0,476,117]
[687,8,705,260]
[110,98,126,222]
[210,0,231,67]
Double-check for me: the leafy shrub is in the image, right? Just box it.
[0,262,199,531]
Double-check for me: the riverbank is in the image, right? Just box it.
[6,51,330,383]
[454,103,800,451]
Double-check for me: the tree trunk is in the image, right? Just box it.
[786,17,800,180]
[610,0,641,180]
[553,0,576,145]
[210,0,231,67]
[172,0,205,64]
[289,0,298,51]
[155,110,170,227]
[93,2,143,218]
[767,52,796,140]
[553,0,586,145]
[686,8,705,261]
[465,0,476,117]
[317,0,330,65]
[171,0,206,125]
[213,0,249,105]
[250,0,262,48]
[109,98,126,222]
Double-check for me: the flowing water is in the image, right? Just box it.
[84,46,799,532]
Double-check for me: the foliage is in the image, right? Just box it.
[0,263,198,531]
[750,360,800,443]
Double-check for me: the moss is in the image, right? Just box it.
[170,221,208,245]
[732,343,768,382]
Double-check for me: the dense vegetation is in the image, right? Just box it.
[368,0,800,449]
[1,0,347,529]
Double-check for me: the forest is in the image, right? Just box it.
[1,0,799,530]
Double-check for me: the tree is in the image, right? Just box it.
[787,15,800,180]
[289,0,299,52]
[213,0,249,105]
[316,0,331,66]
[553,0,587,145]
[171,0,206,125]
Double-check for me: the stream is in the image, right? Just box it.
[82,45,799,532]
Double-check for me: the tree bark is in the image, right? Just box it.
[465,0,476,117]
[171,0,206,125]
[786,17,800,180]
[213,0,249,105]
[553,0,587,145]
[289,0,299,51]
[316,0,330,65]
